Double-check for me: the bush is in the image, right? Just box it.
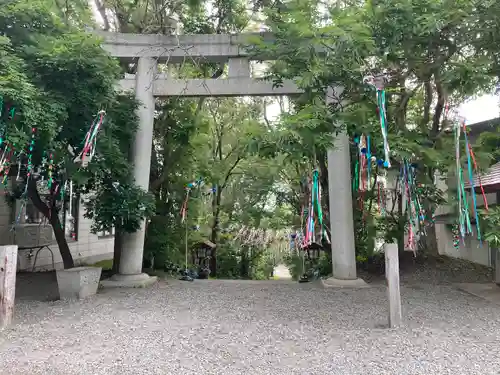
[144,215,185,269]
[284,253,303,281]
[356,252,385,275]
[251,251,275,280]
[216,242,241,279]
[284,250,332,281]
[215,240,275,280]
[144,221,278,280]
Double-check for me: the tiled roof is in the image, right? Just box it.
[464,161,500,188]
[467,117,500,136]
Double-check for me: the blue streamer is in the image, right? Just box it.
[367,135,371,184]
[463,127,481,245]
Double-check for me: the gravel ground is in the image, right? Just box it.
[2,274,500,375]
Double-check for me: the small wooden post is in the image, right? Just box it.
[0,245,18,330]
[384,243,402,328]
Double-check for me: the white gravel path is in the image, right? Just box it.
[273,264,292,279]
[2,278,500,375]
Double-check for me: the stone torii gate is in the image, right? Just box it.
[99,32,366,288]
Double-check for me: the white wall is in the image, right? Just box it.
[434,183,497,266]
[436,223,491,266]
[22,210,114,271]
[0,195,114,271]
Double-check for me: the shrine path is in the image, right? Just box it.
[1,276,500,374]
[273,263,292,279]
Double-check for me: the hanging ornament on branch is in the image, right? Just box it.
[398,159,426,252]
[23,127,36,194]
[353,134,370,212]
[0,142,15,183]
[180,177,206,223]
[0,96,17,148]
[73,110,106,167]
[180,188,190,223]
[302,169,329,248]
[452,223,460,250]
[352,133,390,217]
[363,74,391,168]
[454,118,488,247]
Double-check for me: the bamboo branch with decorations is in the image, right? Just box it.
[301,169,330,248]
[452,117,488,249]
[0,96,106,227]
[356,75,433,252]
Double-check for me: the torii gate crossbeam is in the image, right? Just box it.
[98,31,365,288]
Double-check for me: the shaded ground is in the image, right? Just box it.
[2,260,500,375]
[15,272,59,302]
[358,254,493,285]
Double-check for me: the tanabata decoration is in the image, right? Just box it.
[0,98,108,229]
[180,188,190,224]
[363,74,391,168]
[301,169,329,248]
[352,133,389,216]
[0,142,15,185]
[0,97,16,187]
[0,96,14,147]
[452,223,460,250]
[454,118,488,246]
[353,134,377,212]
[397,160,426,251]
[180,178,205,223]
[233,226,282,247]
[23,127,36,194]
[73,110,106,167]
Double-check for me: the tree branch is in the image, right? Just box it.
[220,155,242,190]
[430,73,445,139]
[26,179,50,218]
[421,79,432,128]
[94,0,111,31]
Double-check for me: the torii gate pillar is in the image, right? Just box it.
[322,88,367,288]
[102,56,158,288]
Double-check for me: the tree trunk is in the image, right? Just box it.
[113,228,123,274]
[49,211,75,269]
[240,246,250,279]
[422,224,439,256]
[209,186,223,276]
[27,179,74,269]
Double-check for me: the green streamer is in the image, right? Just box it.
[353,160,359,192]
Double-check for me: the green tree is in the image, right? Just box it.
[251,0,500,256]
[0,0,145,268]
[84,181,156,273]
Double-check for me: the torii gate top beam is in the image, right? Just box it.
[97,31,306,97]
[97,31,276,64]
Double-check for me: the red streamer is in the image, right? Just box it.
[461,121,488,211]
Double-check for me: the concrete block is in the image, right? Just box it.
[100,273,158,289]
[322,277,369,288]
[56,266,102,300]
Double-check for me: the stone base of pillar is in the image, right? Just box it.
[495,249,500,285]
[100,273,158,289]
[322,277,369,288]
